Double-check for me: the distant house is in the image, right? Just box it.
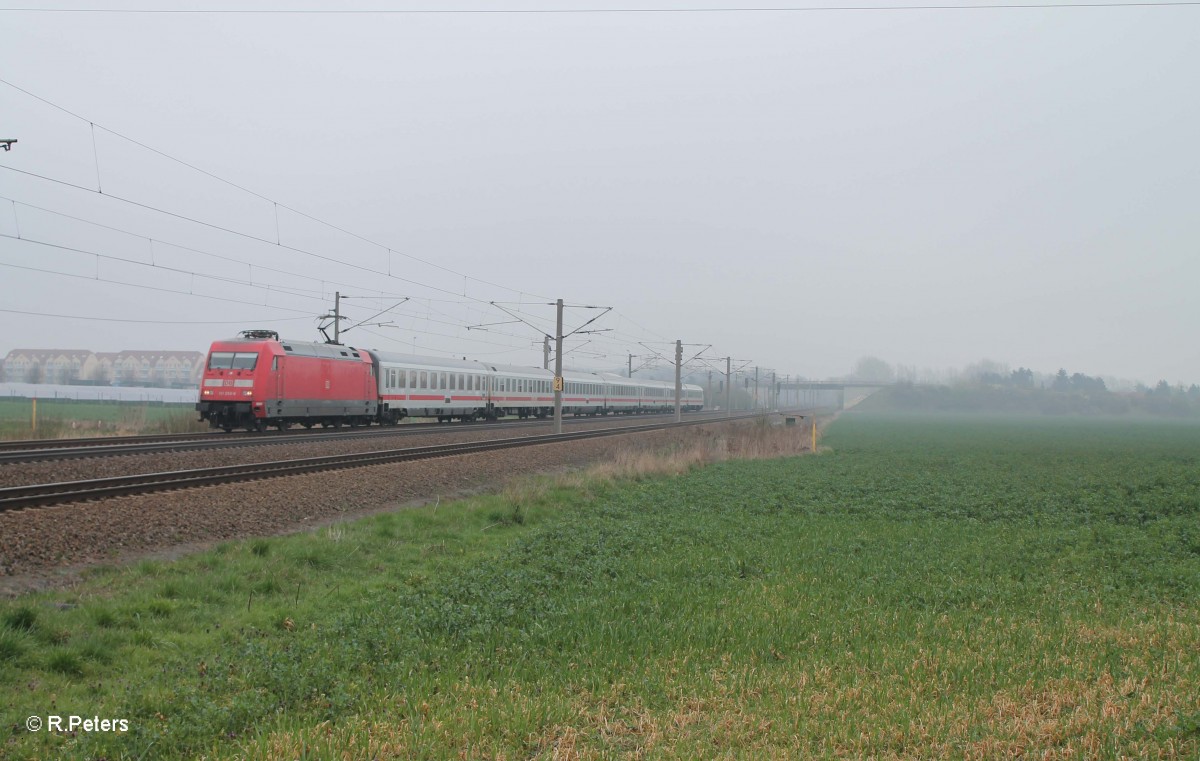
[1,349,204,388]
[1,349,97,385]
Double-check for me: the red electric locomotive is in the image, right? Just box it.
[196,330,377,431]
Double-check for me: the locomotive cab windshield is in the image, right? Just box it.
[207,352,260,371]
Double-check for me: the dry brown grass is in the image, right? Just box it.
[561,417,819,488]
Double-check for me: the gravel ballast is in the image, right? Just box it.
[0,419,755,595]
[0,414,720,489]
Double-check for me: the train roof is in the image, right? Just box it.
[357,347,703,390]
[210,336,367,360]
[367,350,492,371]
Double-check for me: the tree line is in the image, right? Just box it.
[850,356,1200,418]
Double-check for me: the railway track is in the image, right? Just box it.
[0,411,726,464]
[0,413,765,512]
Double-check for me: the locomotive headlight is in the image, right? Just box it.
[203,390,212,396]
[243,390,254,396]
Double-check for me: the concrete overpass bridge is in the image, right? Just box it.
[775,379,891,411]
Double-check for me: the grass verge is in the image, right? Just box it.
[1,414,1198,759]
[0,398,205,439]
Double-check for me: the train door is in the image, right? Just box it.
[274,355,284,404]
[320,359,332,400]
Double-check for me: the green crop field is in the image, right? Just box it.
[1,413,1198,759]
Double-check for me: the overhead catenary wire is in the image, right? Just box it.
[0,77,552,302]
[0,2,1195,12]
[0,81,718,357]
[0,253,543,356]
[0,84,731,369]
[0,164,494,303]
[1,165,592,345]
[2,233,339,305]
[0,258,319,316]
[2,232,549,351]
[0,307,315,325]
[0,194,410,301]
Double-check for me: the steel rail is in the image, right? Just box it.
[0,416,564,452]
[0,411,721,464]
[0,413,766,512]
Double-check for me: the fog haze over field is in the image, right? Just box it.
[1,1,1197,384]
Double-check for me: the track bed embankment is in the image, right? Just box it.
[0,418,765,594]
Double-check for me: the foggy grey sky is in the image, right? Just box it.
[2,1,1198,385]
